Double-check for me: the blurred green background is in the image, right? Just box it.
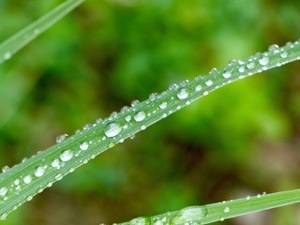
[1,0,300,224]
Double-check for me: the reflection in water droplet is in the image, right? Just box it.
[60,150,73,162]
[134,111,146,122]
[80,142,89,150]
[177,88,189,99]
[104,122,122,138]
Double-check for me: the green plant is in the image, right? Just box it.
[1,1,300,224]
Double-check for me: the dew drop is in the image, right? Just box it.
[268,44,279,52]
[238,66,245,73]
[125,115,132,122]
[0,187,8,196]
[246,62,255,69]
[34,166,46,177]
[280,51,288,58]
[56,134,68,143]
[169,83,179,90]
[59,150,73,162]
[2,166,9,173]
[80,142,89,151]
[14,179,20,186]
[134,111,146,122]
[104,122,122,138]
[159,102,167,109]
[131,100,139,107]
[258,56,269,66]
[23,175,32,184]
[55,174,63,181]
[223,70,232,79]
[149,93,158,101]
[246,195,250,200]
[195,85,202,91]
[170,206,207,224]
[205,80,213,86]
[0,213,7,221]
[223,206,230,213]
[177,88,189,100]
[51,159,60,168]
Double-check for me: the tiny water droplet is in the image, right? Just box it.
[246,195,250,200]
[14,179,20,186]
[246,62,255,69]
[131,100,139,107]
[34,166,46,177]
[268,44,279,52]
[238,66,245,73]
[59,150,73,162]
[222,70,231,79]
[169,83,179,90]
[223,206,230,213]
[257,194,261,198]
[0,213,7,221]
[23,175,32,184]
[149,93,158,101]
[51,159,60,168]
[205,80,213,86]
[83,123,91,130]
[96,118,103,124]
[0,187,8,196]
[134,111,146,122]
[209,68,217,74]
[125,115,131,122]
[55,174,63,181]
[171,206,207,224]
[280,51,288,58]
[80,142,89,150]
[104,122,122,138]
[258,56,269,66]
[56,134,68,143]
[177,88,189,100]
[2,166,9,173]
[195,85,202,91]
[159,102,167,109]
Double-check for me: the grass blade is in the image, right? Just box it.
[0,39,299,220]
[0,0,85,64]
[117,189,300,224]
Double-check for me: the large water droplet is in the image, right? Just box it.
[258,56,269,66]
[104,122,122,138]
[177,88,189,100]
[34,166,46,177]
[134,111,146,122]
[80,142,89,151]
[0,187,8,196]
[170,206,207,224]
[23,175,32,184]
[59,150,73,162]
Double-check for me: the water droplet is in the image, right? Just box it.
[159,102,167,109]
[228,59,237,66]
[23,175,32,184]
[205,80,213,86]
[56,134,68,143]
[195,85,202,91]
[223,206,230,213]
[51,159,60,168]
[280,51,288,58]
[134,111,146,122]
[222,70,231,79]
[83,123,91,130]
[3,52,11,60]
[258,56,269,66]
[96,118,103,124]
[131,100,139,107]
[257,194,261,198]
[104,122,122,138]
[268,44,279,52]
[169,83,179,90]
[149,93,158,101]
[0,213,7,220]
[0,187,8,196]
[246,195,250,200]
[59,150,73,162]
[177,88,189,100]
[125,115,131,122]
[14,179,20,186]
[55,174,63,181]
[171,206,207,224]
[209,68,217,74]
[246,62,255,69]
[203,91,208,96]
[80,142,89,151]
[34,166,46,177]
[2,166,9,173]
[238,66,245,73]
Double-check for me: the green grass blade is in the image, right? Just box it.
[0,39,299,220]
[117,189,300,224]
[0,0,85,64]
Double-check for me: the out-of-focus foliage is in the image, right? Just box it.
[0,0,300,224]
